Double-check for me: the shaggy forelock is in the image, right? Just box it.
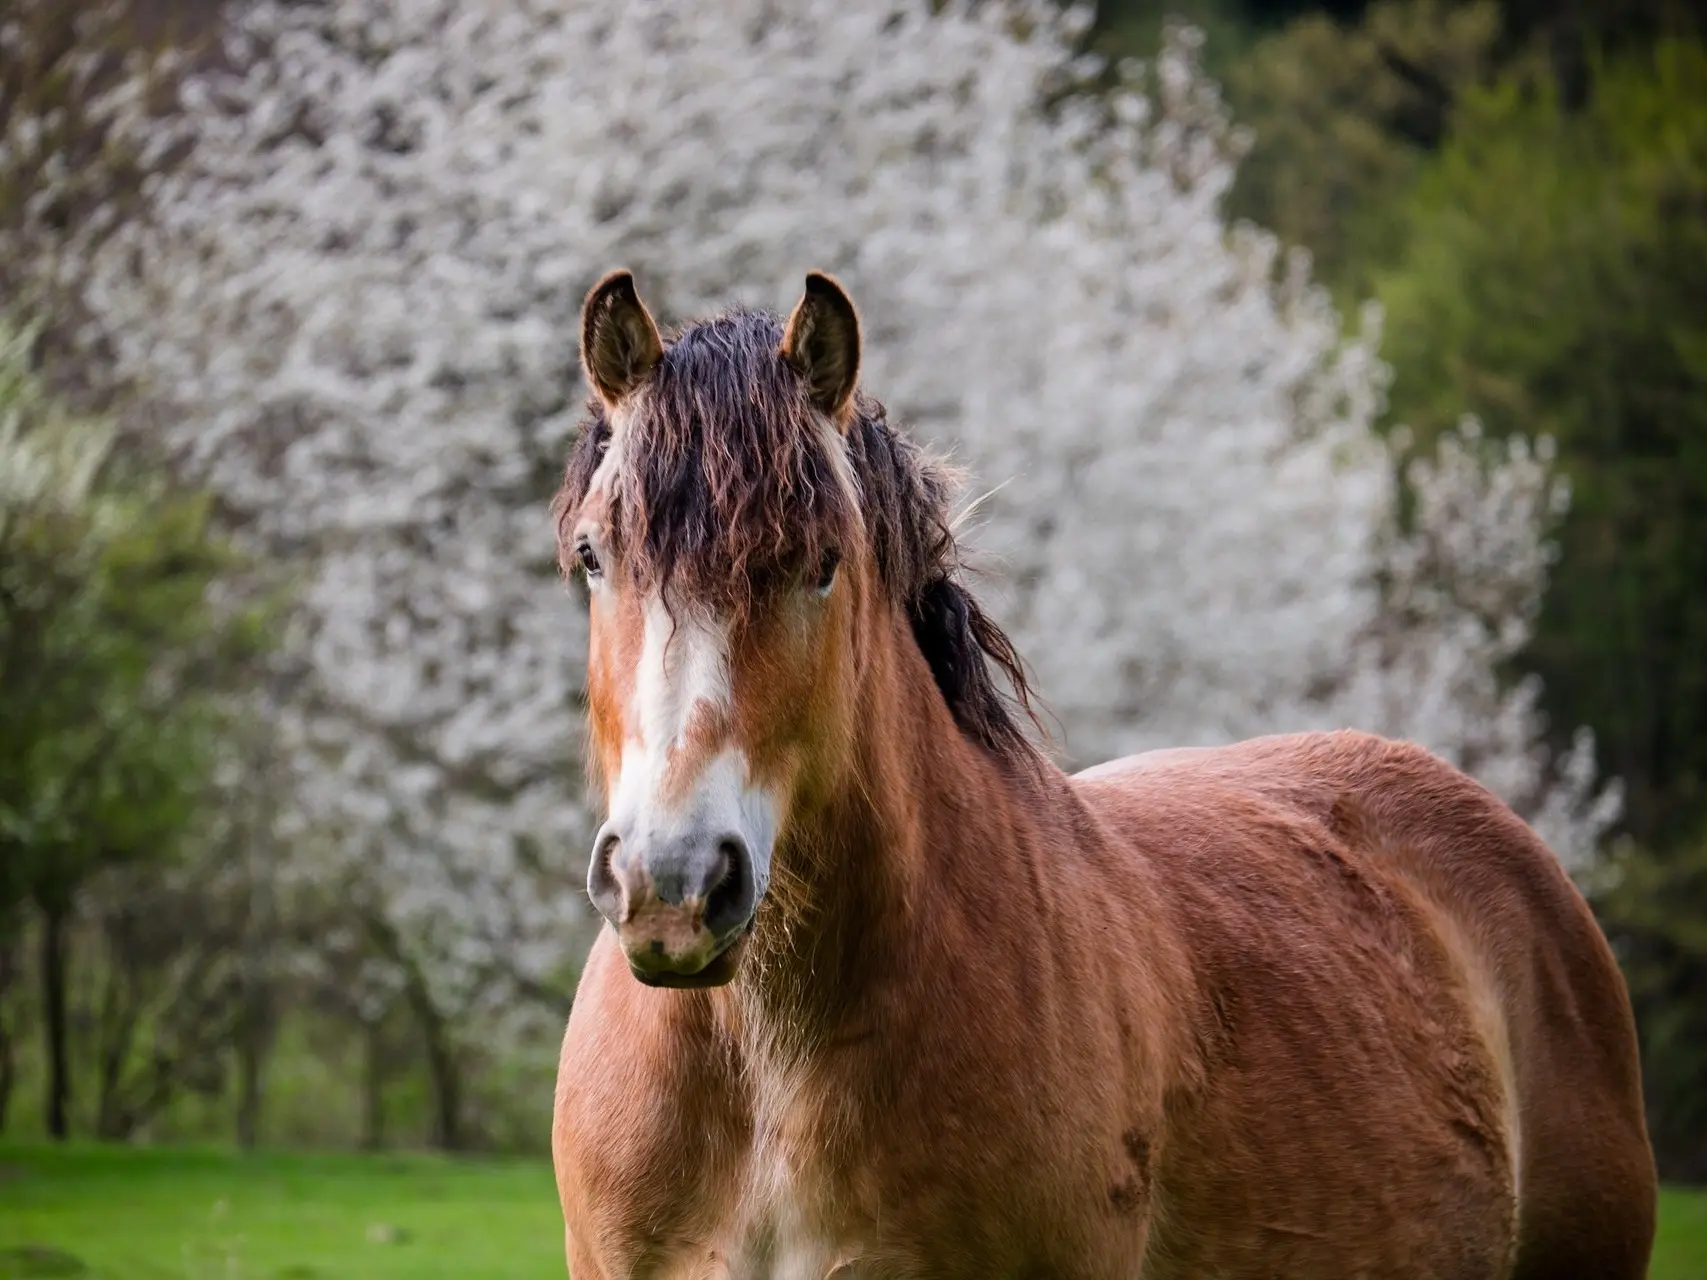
[553,307,1040,764]
[560,310,855,608]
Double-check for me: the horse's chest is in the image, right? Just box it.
[717,1107,866,1278]
[721,1182,847,1278]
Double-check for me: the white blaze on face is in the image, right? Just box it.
[583,426,625,506]
[604,594,779,902]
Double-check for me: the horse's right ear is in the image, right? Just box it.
[781,271,861,428]
[580,269,663,408]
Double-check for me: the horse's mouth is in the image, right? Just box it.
[626,922,751,989]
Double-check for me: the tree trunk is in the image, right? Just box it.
[0,1017,12,1135]
[94,941,135,1141]
[234,985,272,1150]
[365,909,463,1151]
[0,934,15,1133]
[406,980,462,1151]
[360,1017,385,1151]
[41,904,70,1140]
[236,790,278,1153]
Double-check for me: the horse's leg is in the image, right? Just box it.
[1506,1102,1656,1280]
[1507,1197,1655,1280]
[566,1225,605,1280]
[1509,1236,1652,1280]
[567,1227,726,1280]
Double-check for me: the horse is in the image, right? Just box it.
[549,269,1656,1279]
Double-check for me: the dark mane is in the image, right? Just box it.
[552,307,1040,764]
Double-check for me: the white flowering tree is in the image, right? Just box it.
[21,0,1615,1097]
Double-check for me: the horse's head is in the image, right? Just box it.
[554,270,1033,988]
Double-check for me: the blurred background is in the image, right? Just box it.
[1,0,1703,1275]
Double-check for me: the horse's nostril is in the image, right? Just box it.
[716,838,742,871]
[703,837,752,938]
[587,828,626,923]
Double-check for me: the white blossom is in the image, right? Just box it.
[30,0,1614,1023]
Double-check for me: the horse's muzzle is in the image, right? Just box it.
[587,824,757,986]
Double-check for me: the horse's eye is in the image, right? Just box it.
[815,549,841,596]
[576,539,603,580]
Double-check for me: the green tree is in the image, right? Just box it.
[1600,828,1707,1178]
[1222,0,1503,295]
[0,320,265,1136]
[1377,39,1707,849]
[1140,1,1703,301]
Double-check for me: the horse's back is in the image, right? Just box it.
[1074,729,1655,1280]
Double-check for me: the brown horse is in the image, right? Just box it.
[550,269,1656,1279]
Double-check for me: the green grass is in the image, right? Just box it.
[0,1142,1702,1278]
[0,1145,563,1279]
[1655,1184,1707,1280]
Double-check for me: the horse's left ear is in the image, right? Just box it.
[781,271,861,428]
[581,268,663,409]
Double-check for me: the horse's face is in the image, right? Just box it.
[560,272,867,988]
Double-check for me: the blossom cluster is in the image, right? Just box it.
[22,0,1614,1025]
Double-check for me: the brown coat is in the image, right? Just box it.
[551,272,1654,1280]
[556,720,1654,1277]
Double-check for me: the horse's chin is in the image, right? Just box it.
[626,931,748,989]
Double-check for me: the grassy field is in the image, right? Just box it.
[0,1145,562,1279]
[1,1143,1703,1278]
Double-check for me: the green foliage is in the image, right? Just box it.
[0,319,264,926]
[1601,826,1707,1178]
[1088,0,1267,76]
[1222,0,1502,295]
[1376,39,1707,850]
[0,969,560,1153]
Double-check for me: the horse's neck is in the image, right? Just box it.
[722,618,1066,1054]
